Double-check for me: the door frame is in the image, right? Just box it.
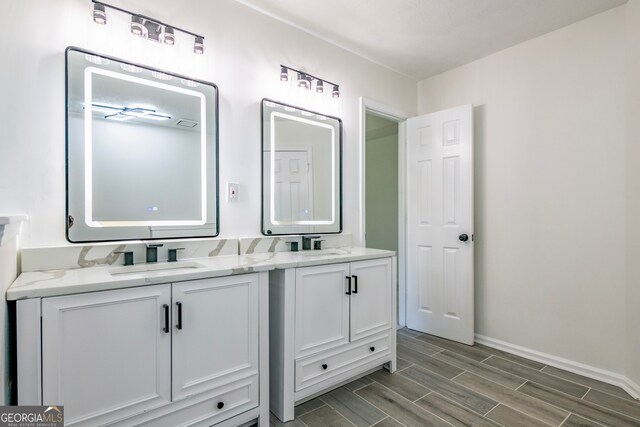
[359,97,408,327]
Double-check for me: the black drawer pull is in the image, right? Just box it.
[176,301,183,330]
[345,276,351,295]
[322,363,328,370]
[217,402,224,410]
[370,346,375,352]
[162,304,169,333]
[352,275,358,293]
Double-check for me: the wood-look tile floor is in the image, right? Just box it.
[270,328,640,427]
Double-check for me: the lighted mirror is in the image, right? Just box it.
[262,99,342,235]
[66,47,218,242]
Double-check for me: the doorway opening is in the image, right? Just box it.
[365,114,399,252]
[360,98,408,326]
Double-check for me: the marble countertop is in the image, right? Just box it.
[7,247,394,300]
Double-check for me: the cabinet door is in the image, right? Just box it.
[172,274,259,401]
[295,263,351,358]
[350,258,393,341]
[42,285,171,426]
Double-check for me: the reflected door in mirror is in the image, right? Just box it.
[262,99,342,235]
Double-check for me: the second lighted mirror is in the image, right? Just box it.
[262,99,342,235]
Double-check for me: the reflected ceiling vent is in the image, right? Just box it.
[176,119,198,128]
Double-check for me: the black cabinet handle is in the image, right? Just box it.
[345,276,351,295]
[352,275,358,294]
[370,346,375,352]
[162,304,169,333]
[217,402,224,410]
[176,302,183,330]
[322,363,328,370]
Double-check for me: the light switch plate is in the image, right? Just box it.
[227,182,239,202]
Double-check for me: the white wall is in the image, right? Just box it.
[0,0,416,247]
[418,6,630,375]
[625,0,640,390]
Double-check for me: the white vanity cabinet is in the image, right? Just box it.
[17,272,269,427]
[41,285,173,426]
[270,256,396,422]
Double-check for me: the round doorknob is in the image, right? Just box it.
[321,364,328,370]
[459,234,469,242]
[370,346,375,352]
[217,402,224,410]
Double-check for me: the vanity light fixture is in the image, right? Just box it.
[130,15,145,37]
[194,36,205,54]
[84,54,110,65]
[92,3,107,25]
[151,71,172,81]
[280,64,340,100]
[120,63,143,73]
[332,84,340,98]
[180,78,200,88]
[91,1,205,55]
[297,73,310,89]
[163,27,175,45]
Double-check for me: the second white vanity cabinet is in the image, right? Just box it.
[18,272,268,427]
[270,256,396,422]
[294,259,393,358]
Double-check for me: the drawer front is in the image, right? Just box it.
[133,375,259,427]
[295,334,391,391]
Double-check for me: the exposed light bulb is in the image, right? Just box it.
[332,85,340,98]
[280,66,288,82]
[316,80,324,93]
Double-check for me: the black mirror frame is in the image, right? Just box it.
[260,98,343,236]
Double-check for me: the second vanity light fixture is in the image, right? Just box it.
[280,65,340,98]
[91,1,205,54]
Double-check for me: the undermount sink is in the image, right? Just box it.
[298,248,348,257]
[109,261,206,276]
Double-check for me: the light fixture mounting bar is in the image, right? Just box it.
[280,65,338,88]
[92,0,204,40]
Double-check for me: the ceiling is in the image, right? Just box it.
[235,0,627,80]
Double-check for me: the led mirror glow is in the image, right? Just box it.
[83,67,207,228]
[262,99,342,235]
[66,47,219,242]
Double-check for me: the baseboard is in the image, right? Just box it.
[475,334,640,400]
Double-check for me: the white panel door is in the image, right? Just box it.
[349,258,392,341]
[295,263,350,358]
[42,285,171,426]
[172,274,259,401]
[264,149,313,234]
[406,105,474,344]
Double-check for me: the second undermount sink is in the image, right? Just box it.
[109,261,206,276]
[298,248,348,257]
